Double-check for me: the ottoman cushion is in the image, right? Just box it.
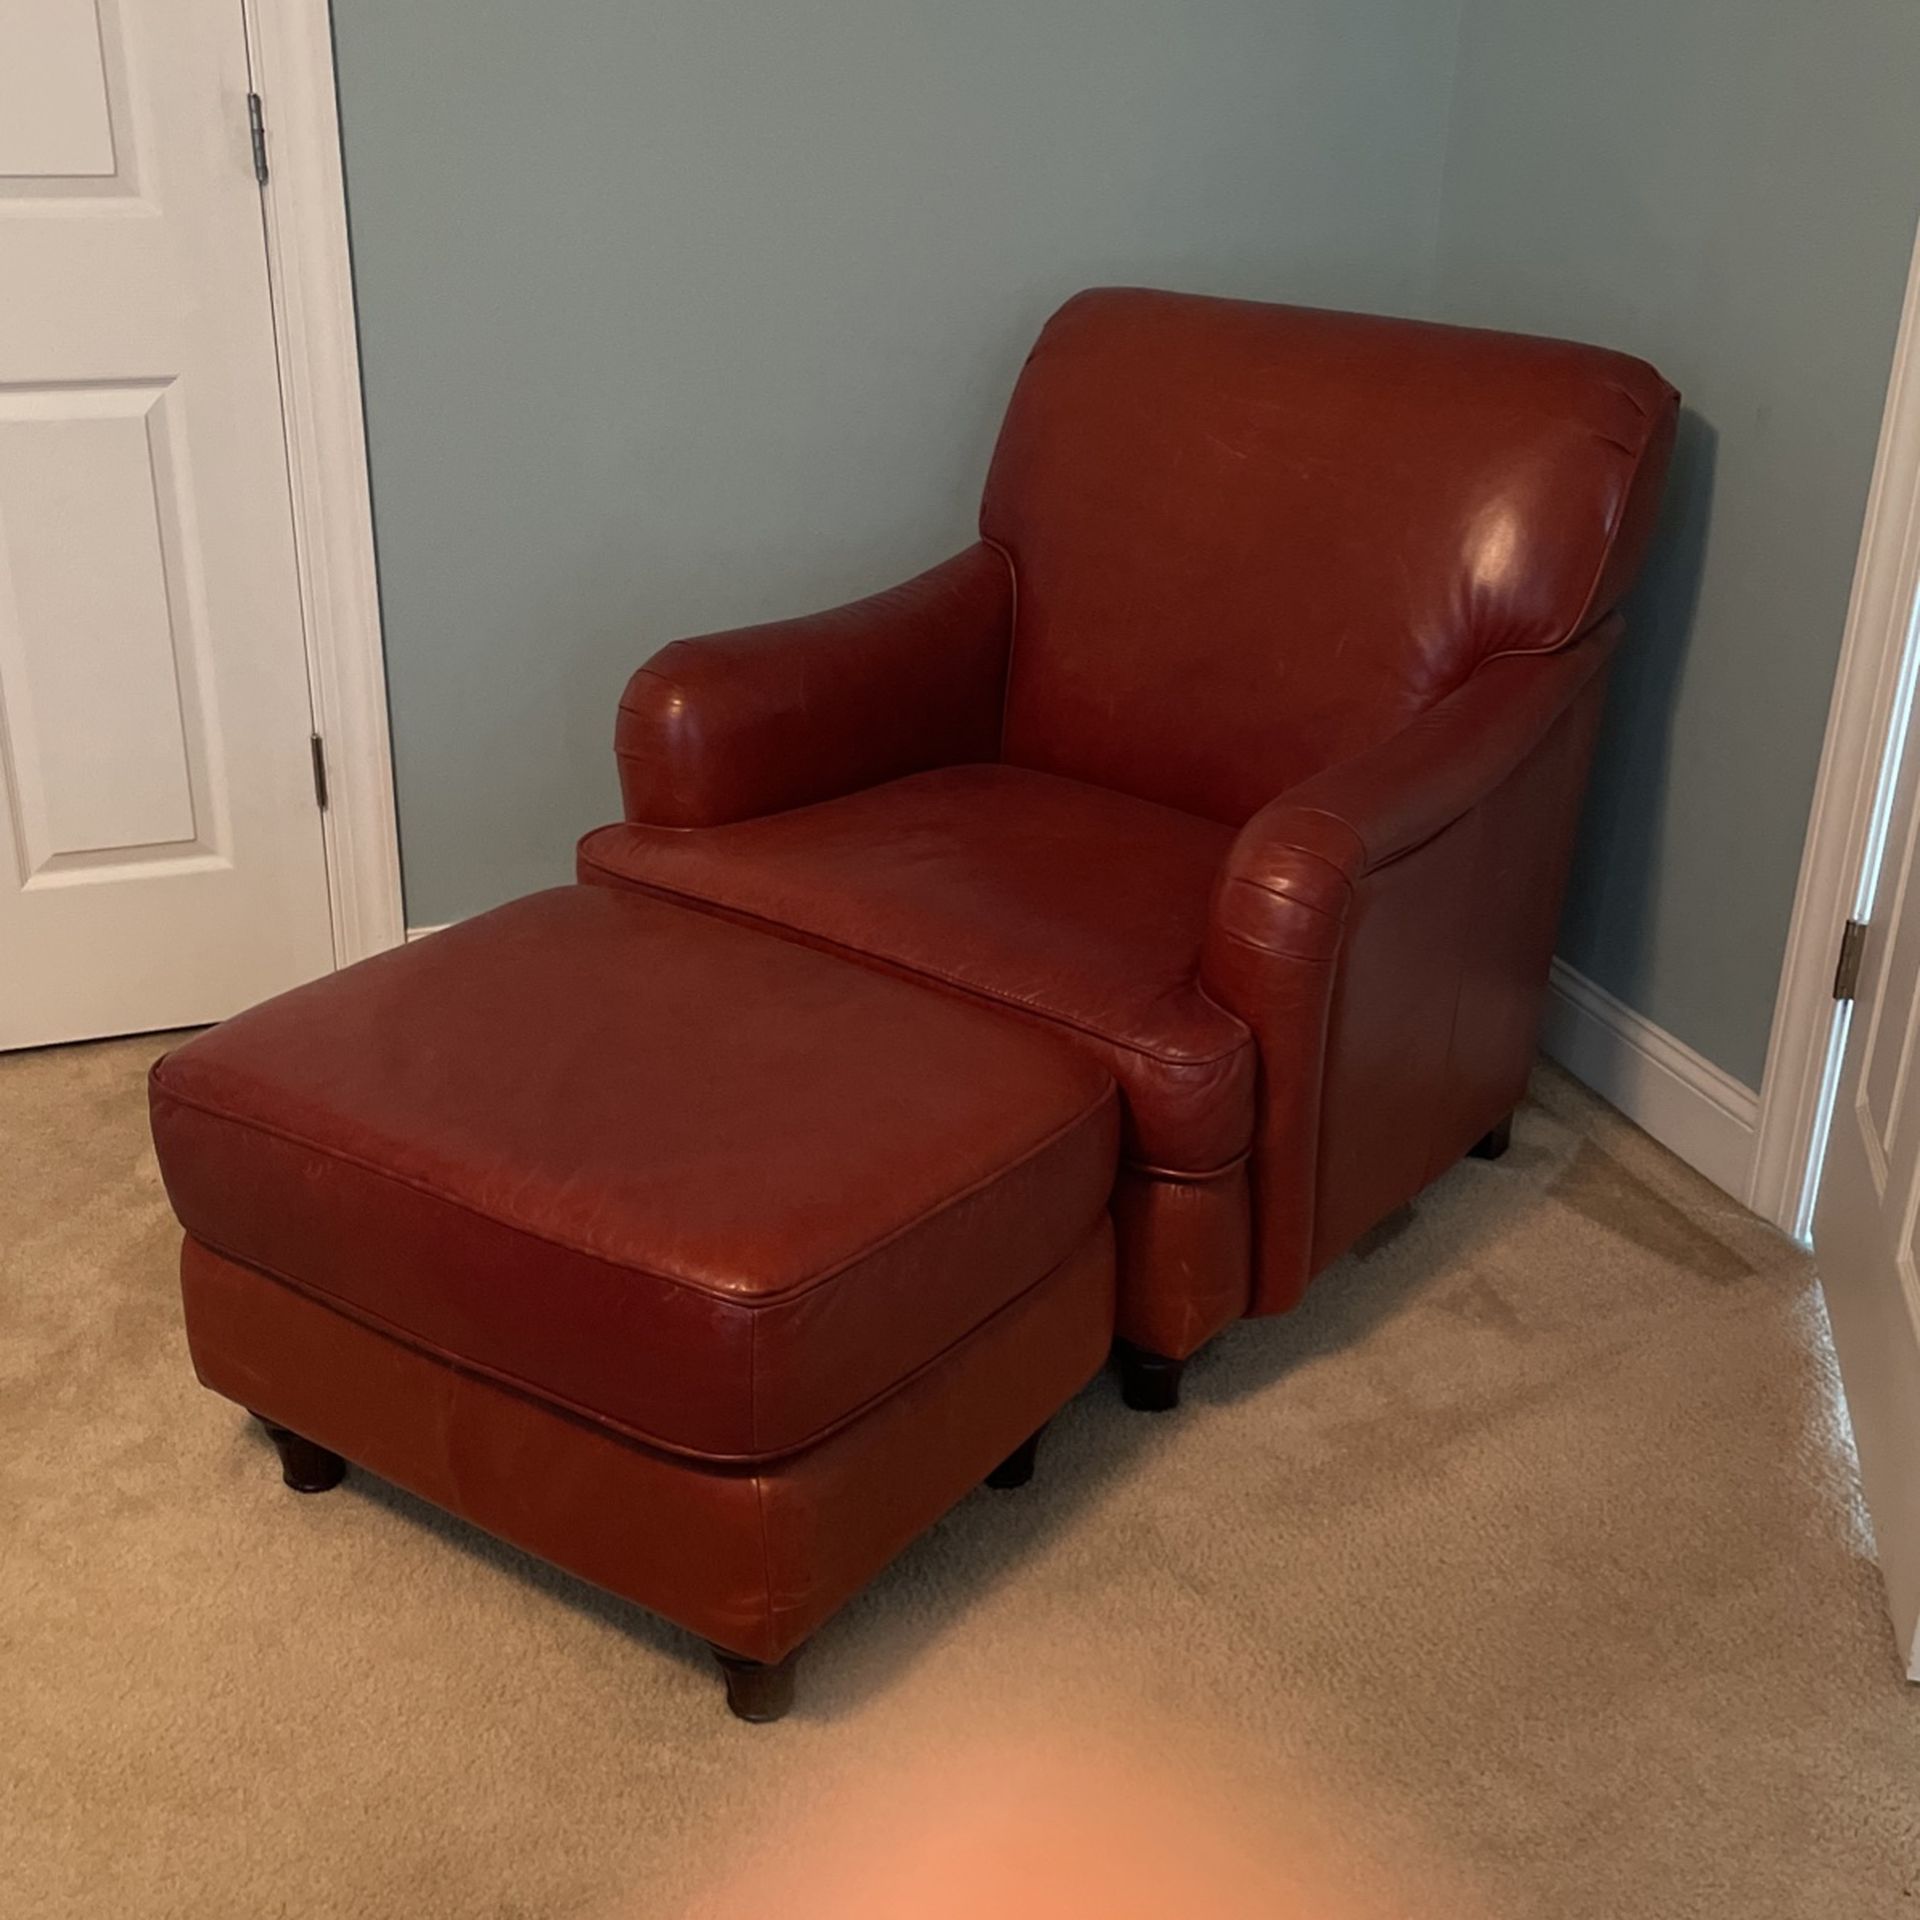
[150,886,1118,1461]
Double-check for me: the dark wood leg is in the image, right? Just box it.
[984,1426,1044,1490]
[1116,1341,1186,1413]
[253,1415,346,1494]
[710,1643,803,1724]
[1469,1114,1514,1162]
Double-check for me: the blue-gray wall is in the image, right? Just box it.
[334,0,1920,1092]
[330,0,1460,928]
[1431,0,1920,1089]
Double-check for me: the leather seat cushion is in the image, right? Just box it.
[578,764,1254,1173]
[149,886,1118,1463]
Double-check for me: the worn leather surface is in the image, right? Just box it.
[617,544,1013,827]
[150,886,1117,1460]
[589,288,1677,1356]
[181,1218,1114,1664]
[986,288,1677,822]
[1204,623,1619,1311]
[581,763,1253,1172]
[1110,1162,1252,1359]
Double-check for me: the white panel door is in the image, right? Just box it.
[1817,653,1920,1676]
[0,0,334,1049]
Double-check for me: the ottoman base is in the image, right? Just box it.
[180,1220,1112,1719]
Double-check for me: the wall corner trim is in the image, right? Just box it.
[1540,959,1761,1205]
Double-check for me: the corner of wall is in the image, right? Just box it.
[1539,958,1762,1209]
[1417,0,1477,316]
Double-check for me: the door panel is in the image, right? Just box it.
[1857,762,1920,1177]
[0,0,335,1047]
[0,0,117,179]
[1817,654,1920,1676]
[0,383,204,868]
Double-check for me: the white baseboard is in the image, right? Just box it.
[405,924,449,943]
[1539,959,1761,1203]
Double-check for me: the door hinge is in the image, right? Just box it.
[247,91,269,184]
[1834,917,1869,1001]
[309,733,329,812]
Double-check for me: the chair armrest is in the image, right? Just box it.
[1203,619,1622,1313]
[615,544,1014,827]
[1207,622,1619,953]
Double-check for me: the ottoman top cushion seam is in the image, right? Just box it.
[150,1069,1117,1309]
[186,1227,1092,1466]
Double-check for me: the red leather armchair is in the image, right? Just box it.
[580,289,1677,1403]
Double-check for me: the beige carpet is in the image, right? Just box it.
[4,1033,1917,1917]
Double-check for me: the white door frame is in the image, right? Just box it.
[239,0,403,965]
[1751,211,1920,1239]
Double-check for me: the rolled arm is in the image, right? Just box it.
[615,544,1014,827]
[1209,623,1619,950]
[1204,618,1622,1312]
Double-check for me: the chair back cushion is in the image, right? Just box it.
[981,288,1678,823]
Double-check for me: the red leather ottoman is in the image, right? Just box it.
[148,886,1118,1720]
